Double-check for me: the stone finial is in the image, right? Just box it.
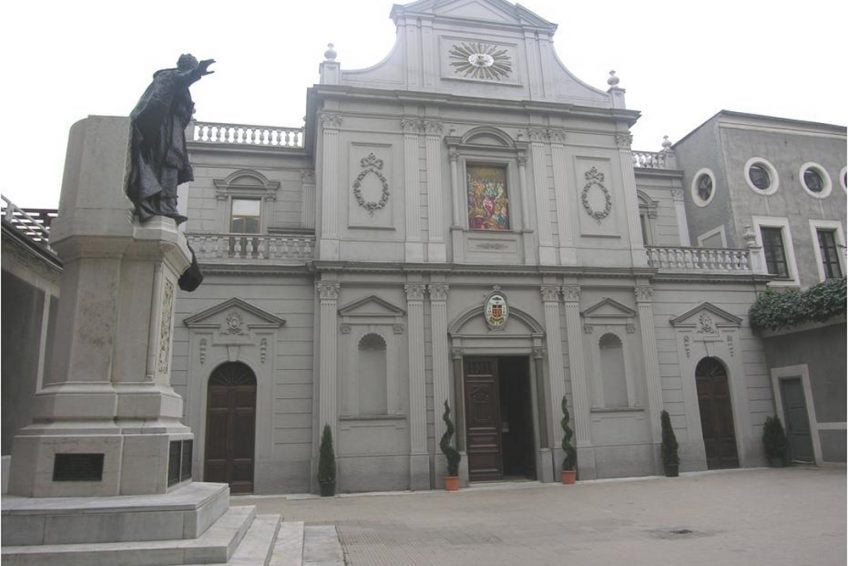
[607,70,620,87]
[324,43,337,61]
[661,135,673,151]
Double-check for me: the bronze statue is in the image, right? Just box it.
[127,54,214,224]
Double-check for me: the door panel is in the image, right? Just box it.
[780,378,815,463]
[696,357,739,469]
[464,359,503,481]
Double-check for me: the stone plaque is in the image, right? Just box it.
[52,453,104,482]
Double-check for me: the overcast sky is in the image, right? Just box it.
[1,0,845,209]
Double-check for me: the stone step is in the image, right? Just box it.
[302,525,344,566]
[1,504,256,566]
[225,513,282,565]
[269,521,304,566]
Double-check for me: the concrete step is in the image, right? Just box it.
[226,513,282,565]
[1,505,256,566]
[269,521,304,566]
[302,525,344,566]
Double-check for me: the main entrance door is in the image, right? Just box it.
[696,357,739,469]
[204,361,257,493]
[780,378,815,463]
[463,357,535,482]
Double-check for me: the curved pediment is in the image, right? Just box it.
[461,126,513,147]
[448,304,544,337]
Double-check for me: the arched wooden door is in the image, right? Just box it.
[696,357,739,469]
[204,362,256,493]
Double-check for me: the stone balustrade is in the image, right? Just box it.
[632,150,672,169]
[646,246,752,273]
[1,195,56,252]
[187,232,315,263]
[189,122,304,148]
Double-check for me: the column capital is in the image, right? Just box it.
[614,133,633,148]
[548,128,567,144]
[316,281,340,300]
[428,283,449,301]
[401,118,423,134]
[532,346,546,359]
[423,120,443,136]
[451,347,464,360]
[517,153,528,166]
[561,284,581,303]
[405,283,426,301]
[319,113,343,130]
[670,188,684,202]
[540,284,560,303]
[634,285,654,303]
[527,127,549,143]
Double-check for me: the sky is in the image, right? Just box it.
[1,0,845,209]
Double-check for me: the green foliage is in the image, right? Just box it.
[560,396,577,471]
[762,416,788,461]
[749,278,846,331]
[660,410,679,470]
[317,423,336,485]
[439,401,461,476]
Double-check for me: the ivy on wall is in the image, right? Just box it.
[749,277,847,331]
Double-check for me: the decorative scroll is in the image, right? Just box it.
[581,167,612,222]
[467,165,510,231]
[352,153,390,215]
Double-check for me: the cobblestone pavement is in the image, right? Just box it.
[234,467,846,566]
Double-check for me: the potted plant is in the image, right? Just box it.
[439,401,461,491]
[762,415,788,467]
[560,395,577,484]
[317,423,336,496]
[661,410,679,477]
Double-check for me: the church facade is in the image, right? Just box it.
[160,0,839,494]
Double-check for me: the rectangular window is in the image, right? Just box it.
[230,199,261,233]
[817,229,843,279]
[760,226,789,278]
[466,164,510,231]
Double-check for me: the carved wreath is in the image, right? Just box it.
[581,167,612,222]
[352,153,390,215]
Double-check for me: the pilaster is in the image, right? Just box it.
[402,119,424,262]
[319,113,342,260]
[635,283,664,468]
[549,129,576,265]
[429,283,450,486]
[614,132,648,267]
[671,188,691,247]
[317,281,340,443]
[561,283,594,477]
[405,282,429,489]
[424,121,446,262]
[540,284,566,475]
[528,128,556,264]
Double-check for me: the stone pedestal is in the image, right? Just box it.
[8,116,192,498]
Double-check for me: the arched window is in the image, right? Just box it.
[599,333,628,407]
[358,333,387,415]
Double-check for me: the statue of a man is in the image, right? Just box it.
[127,54,214,224]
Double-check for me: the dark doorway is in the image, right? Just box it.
[696,357,739,469]
[205,361,257,493]
[463,356,535,482]
[780,378,815,463]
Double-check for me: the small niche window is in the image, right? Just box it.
[466,164,510,231]
[230,199,261,233]
[599,333,628,407]
[745,158,779,195]
[358,333,387,415]
[799,163,832,198]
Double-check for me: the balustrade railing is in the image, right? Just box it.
[187,232,314,262]
[632,150,672,169]
[189,122,304,148]
[1,195,56,252]
[646,246,752,273]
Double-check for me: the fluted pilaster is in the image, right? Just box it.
[429,283,450,449]
[561,284,591,447]
[529,129,556,264]
[402,119,423,262]
[635,284,663,444]
[424,121,446,262]
[540,284,566,473]
[319,114,342,260]
[317,281,340,441]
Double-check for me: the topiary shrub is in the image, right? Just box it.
[762,415,788,466]
[660,410,679,477]
[317,423,336,496]
[561,395,577,472]
[749,277,846,331]
[439,401,461,476]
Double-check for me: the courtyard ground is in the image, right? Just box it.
[233,466,846,566]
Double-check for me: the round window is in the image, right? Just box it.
[799,162,832,198]
[697,175,713,201]
[744,158,779,195]
[691,168,716,207]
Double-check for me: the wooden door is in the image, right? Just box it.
[463,358,502,481]
[780,378,815,463]
[205,362,256,493]
[696,357,739,469]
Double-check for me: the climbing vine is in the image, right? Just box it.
[749,277,846,331]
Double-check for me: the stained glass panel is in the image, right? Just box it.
[466,165,510,231]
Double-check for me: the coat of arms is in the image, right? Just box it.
[484,293,509,330]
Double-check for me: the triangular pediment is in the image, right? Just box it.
[582,298,637,319]
[669,302,742,328]
[183,297,286,329]
[338,295,406,317]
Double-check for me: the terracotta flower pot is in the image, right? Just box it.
[444,475,460,491]
[561,470,576,485]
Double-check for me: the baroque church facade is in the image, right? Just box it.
[169,0,805,494]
